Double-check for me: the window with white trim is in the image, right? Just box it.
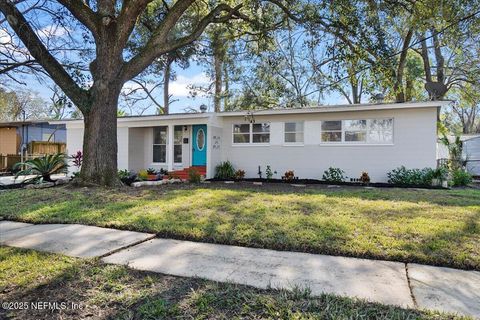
[173,125,183,163]
[284,122,304,143]
[368,119,393,143]
[320,119,393,144]
[153,126,167,163]
[233,123,270,144]
[321,121,342,142]
[344,120,367,142]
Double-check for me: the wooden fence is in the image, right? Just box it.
[28,141,66,155]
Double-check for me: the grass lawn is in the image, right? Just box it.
[0,246,469,319]
[0,183,479,270]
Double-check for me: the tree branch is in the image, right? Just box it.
[0,0,89,108]
[121,2,244,81]
[56,0,99,36]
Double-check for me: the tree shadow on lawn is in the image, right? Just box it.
[1,248,448,320]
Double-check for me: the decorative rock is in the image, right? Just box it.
[131,180,167,187]
[327,185,340,188]
[224,181,234,184]
[253,182,263,186]
[25,182,55,189]
[291,184,306,187]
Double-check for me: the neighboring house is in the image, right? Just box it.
[56,101,447,182]
[0,120,67,155]
[436,134,480,177]
[463,135,480,176]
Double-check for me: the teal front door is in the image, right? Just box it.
[192,125,207,166]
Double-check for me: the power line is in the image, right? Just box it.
[316,7,480,92]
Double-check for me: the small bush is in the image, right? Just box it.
[234,169,245,180]
[146,168,156,175]
[387,166,434,185]
[215,161,235,179]
[283,170,295,182]
[118,169,136,186]
[452,169,472,186]
[322,167,345,182]
[188,168,202,183]
[360,171,370,184]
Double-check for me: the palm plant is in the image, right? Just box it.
[14,153,68,183]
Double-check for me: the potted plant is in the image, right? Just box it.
[146,168,157,181]
[431,167,448,187]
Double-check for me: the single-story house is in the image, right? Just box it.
[56,101,447,182]
[0,120,67,155]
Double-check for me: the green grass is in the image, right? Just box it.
[1,184,479,269]
[0,246,469,319]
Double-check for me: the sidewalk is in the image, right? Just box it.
[1,220,479,318]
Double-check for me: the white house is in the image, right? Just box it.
[56,101,448,182]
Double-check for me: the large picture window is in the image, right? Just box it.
[284,122,304,143]
[321,119,393,144]
[233,123,270,144]
[153,126,167,163]
[174,125,183,163]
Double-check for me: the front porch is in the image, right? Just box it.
[124,122,210,178]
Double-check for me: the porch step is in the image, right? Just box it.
[168,166,206,180]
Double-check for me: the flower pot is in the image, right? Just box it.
[147,174,157,181]
[442,180,448,188]
[431,178,440,187]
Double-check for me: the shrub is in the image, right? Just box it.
[451,169,472,186]
[387,166,434,185]
[360,171,370,184]
[215,161,235,179]
[265,165,275,180]
[432,167,449,181]
[118,169,136,186]
[138,169,148,181]
[14,153,68,183]
[146,168,156,175]
[70,150,83,169]
[188,168,202,183]
[283,170,295,182]
[322,167,345,182]
[234,169,245,180]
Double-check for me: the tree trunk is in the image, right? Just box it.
[394,29,413,103]
[163,57,172,114]
[80,82,122,186]
[213,45,223,112]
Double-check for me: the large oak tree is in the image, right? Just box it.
[0,0,295,185]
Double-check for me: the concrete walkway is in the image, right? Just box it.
[1,220,479,318]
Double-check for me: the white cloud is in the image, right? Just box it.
[169,73,210,97]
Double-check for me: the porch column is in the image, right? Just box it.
[167,124,174,171]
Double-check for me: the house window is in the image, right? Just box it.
[174,125,183,163]
[284,122,304,143]
[344,120,367,142]
[252,123,270,143]
[321,121,342,142]
[233,124,251,143]
[233,123,270,144]
[320,119,393,144]
[368,119,393,143]
[153,126,167,163]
